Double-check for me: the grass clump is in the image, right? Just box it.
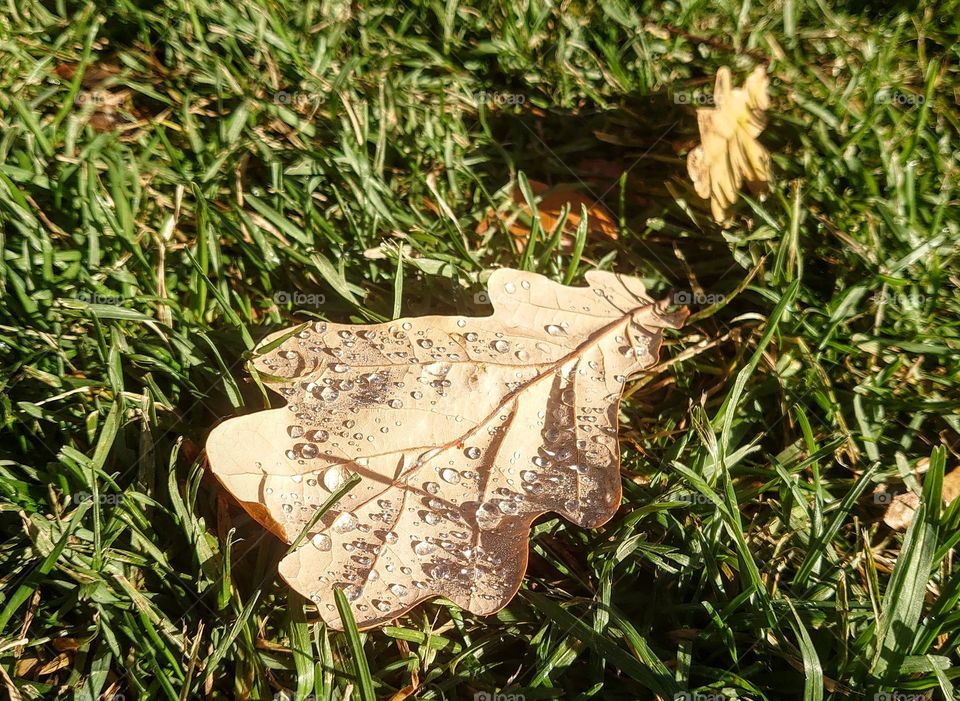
[0,0,958,699]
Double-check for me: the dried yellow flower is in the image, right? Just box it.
[686,66,772,222]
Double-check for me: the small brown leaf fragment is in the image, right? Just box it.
[36,653,71,676]
[206,269,686,629]
[686,66,772,223]
[882,492,920,531]
[54,62,122,86]
[882,466,960,530]
[492,180,618,247]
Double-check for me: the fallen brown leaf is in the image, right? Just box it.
[207,269,686,628]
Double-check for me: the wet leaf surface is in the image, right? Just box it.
[207,269,686,628]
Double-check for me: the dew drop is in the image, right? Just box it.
[389,583,408,597]
[332,511,358,532]
[545,324,566,336]
[491,339,509,353]
[464,332,479,342]
[418,339,433,349]
[288,425,304,438]
[413,541,435,555]
[424,481,440,495]
[323,466,347,491]
[440,468,460,484]
[311,533,332,550]
[306,429,329,443]
[475,502,502,529]
[504,282,516,293]
[464,446,481,459]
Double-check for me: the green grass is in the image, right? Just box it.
[1,0,958,699]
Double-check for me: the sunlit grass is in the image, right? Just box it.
[0,0,957,699]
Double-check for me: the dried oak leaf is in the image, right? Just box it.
[686,66,772,222]
[206,269,686,629]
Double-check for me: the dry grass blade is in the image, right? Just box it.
[206,269,686,628]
